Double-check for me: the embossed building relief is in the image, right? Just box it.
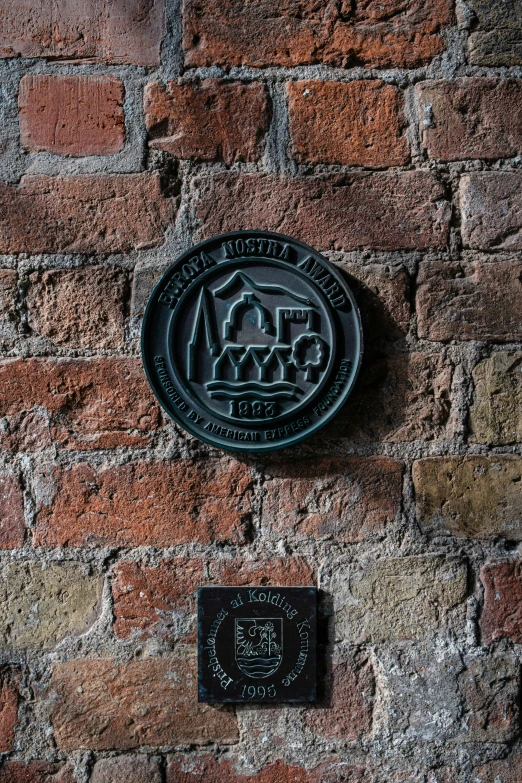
[142,230,362,451]
[198,586,317,703]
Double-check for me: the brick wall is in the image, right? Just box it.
[0,1,521,781]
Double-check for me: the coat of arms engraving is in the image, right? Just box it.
[235,618,283,679]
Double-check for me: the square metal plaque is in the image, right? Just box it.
[198,586,317,703]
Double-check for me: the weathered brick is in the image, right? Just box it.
[0,474,25,549]
[0,0,165,65]
[0,358,159,451]
[166,757,354,783]
[0,174,173,254]
[333,555,467,644]
[340,261,411,341]
[113,558,204,641]
[305,651,374,740]
[27,267,127,350]
[413,456,522,540]
[380,647,519,744]
[145,80,269,163]
[466,0,522,31]
[0,666,20,752]
[194,173,450,252]
[470,29,522,66]
[417,258,522,342]
[468,0,522,66]
[0,269,18,338]
[49,654,238,750]
[335,351,454,443]
[287,80,408,167]
[458,654,519,743]
[461,173,522,250]
[184,0,453,69]
[34,459,252,548]
[0,562,102,650]
[0,762,74,783]
[473,752,522,783]
[481,561,522,644]
[19,75,125,157]
[90,756,162,783]
[215,557,315,587]
[417,79,522,161]
[261,458,402,542]
[469,353,522,445]
[113,557,314,641]
[131,263,169,317]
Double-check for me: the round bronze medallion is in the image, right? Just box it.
[141,231,363,452]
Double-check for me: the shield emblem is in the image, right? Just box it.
[235,618,283,679]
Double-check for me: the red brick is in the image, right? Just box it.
[417,79,522,161]
[341,262,411,342]
[262,458,402,542]
[166,757,311,783]
[473,752,522,783]
[0,174,174,254]
[0,358,159,451]
[215,557,314,587]
[90,757,162,783]
[167,757,372,783]
[461,173,522,250]
[26,267,127,350]
[0,763,74,783]
[288,80,408,167]
[184,0,453,69]
[145,80,269,163]
[0,269,18,338]
[0,0,164,65]
[113,559,204,641]
[19,75,125,157]
[481,561,522,645]
[417,258,522,342]
[334,351,454,443]
[194,173,450,252]
[49,654,238,750]
[0,474,24,549]
[0,666,20,752]
[112,557,314,640]
[34,459,252,548]
[305,654,374,739]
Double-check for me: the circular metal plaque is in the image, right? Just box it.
[141,231,362,452]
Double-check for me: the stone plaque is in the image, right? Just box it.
[198,586,317,703]
[142,231,362,452]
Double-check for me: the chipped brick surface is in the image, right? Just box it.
[49,654,238,750]
[262,458,402,542]
[288,80,409,167]
[183,0,454,69]
[145,80,269,163]
[417,258,522,342]
[417,79,522,161]
[26,267,128,350]
[194,173,450,252]
[0,0,165,64]
[34,459,253,547]
[0,666,20,752]
[0,174,174,254]
[413,456,522,539]
[0,358,160,451]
